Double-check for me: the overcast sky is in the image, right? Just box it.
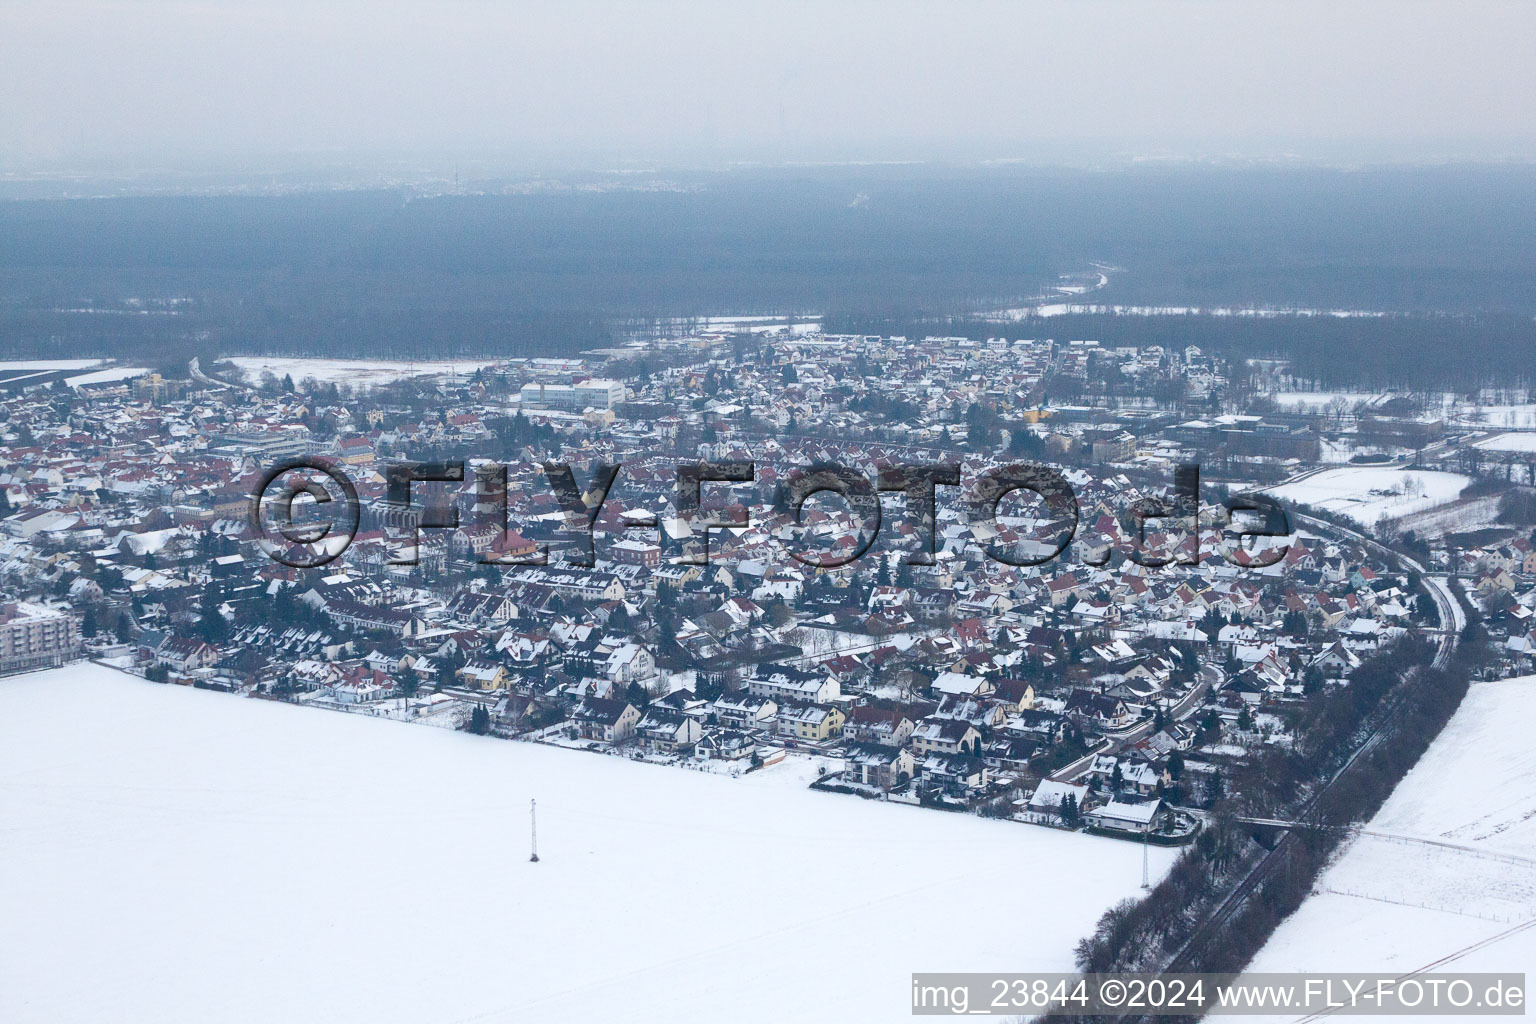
[3,0,1534,172]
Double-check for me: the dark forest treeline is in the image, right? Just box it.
[7,165,1536,314]
[4,165,1536,371]
[828,311,1536,390]
[0,307,613,368]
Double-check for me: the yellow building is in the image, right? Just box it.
[777,704,845,742]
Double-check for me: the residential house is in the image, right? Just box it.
[746,666,840,704]
[572,697,641,743]
[1085,799,1162,835]
[776,701,845,743]
[712,693,778,732]
[1063,689,1135,730]
[458,658,510,691]
[909,717,982,756]
[156,635,219,672]
[844,743,914,789]
[916,752,990,797]
[693,728,757,761]
[636,706,702,754]
[842,706,915,747]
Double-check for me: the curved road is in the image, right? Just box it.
[189,356,260,394]
[1287,510,1461,665]
[1049,665,1220,783]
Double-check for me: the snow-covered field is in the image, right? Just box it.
[228,356,501,387]
[1263,391,1391,412]
[1021,305,1389,319]
[1318,440,1399,465]
[65,365,149,387]
[0,360,146,388]
[1245,675,1536,1018]
[701,315,822,335]
[1267,467,1469,527]
[0,358,103,371]
[1473,432,1536,453]
[1447,403,1536,429]
[0,666,1172,1024]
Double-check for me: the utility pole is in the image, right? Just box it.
[529,798,540,863]
[1141,827,1150,889]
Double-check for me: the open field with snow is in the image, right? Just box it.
[227,356,500,388]
[0,666,1172,1024]
[1446,402,1536,430]
[0,359,103,371]
[66,365,149,387]
[1473,432,1536,454]
[0,360,147,389]
[1245,675,1536,1020]
[1267,467,1470,528]
[1262,391,1391,412]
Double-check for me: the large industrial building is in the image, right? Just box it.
[518,379,625,412]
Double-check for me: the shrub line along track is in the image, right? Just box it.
[1124,510,1461,1017]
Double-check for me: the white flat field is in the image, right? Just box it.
[1263,391,1391,412]
[0,666,1173,1024]
[1244,675,1536,1021]
[0,359,103,370]
[66,365,150,387]
[1473,432,1536,454]
[227,356,499,388]
[1267,467,1470,528]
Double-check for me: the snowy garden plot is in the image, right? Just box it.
[0,666,1173,1024]
[1244,675,1536,1017]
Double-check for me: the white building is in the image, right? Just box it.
[1085,799,1162,835]
[745,668,839,704]
[1,602,80,674]
[519,379,625,412]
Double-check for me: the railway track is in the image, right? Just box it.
[1146,511,1461,990]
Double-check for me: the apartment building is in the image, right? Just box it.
[1,602,80,675]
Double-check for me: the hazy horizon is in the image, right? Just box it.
[3,1,1535,178]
